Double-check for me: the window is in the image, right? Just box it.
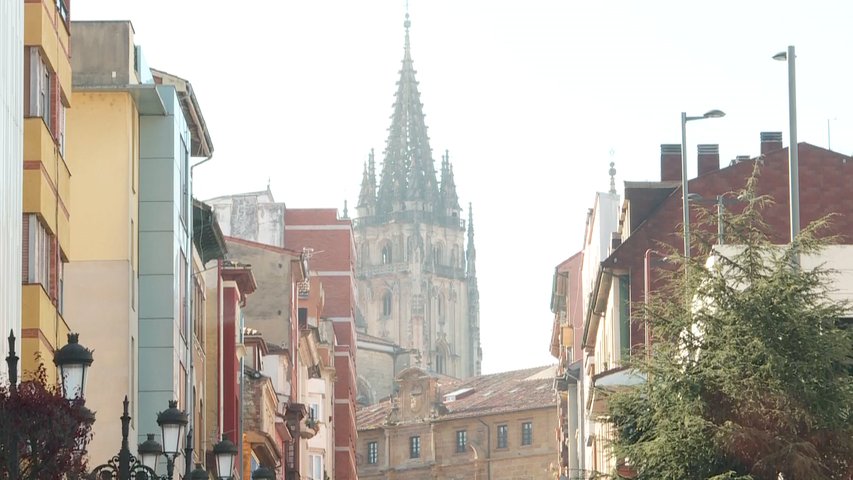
[367,441,378,464]
[22,214,53,294]
[435,352,445,375]
[382,292,392,317]
[409,436,420,459]
[455,430,467,453]
[521,421,533,446]
[309,402,321,422]
[57,102,66,157]
[25,47,52,129]
[497,424,508,449]
[310,454,323,480]
[381,244,392,264]
[179,251,187,340]
[179,138,189,227]
[619,275,631,359]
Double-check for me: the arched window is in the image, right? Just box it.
[433,244,443,265]
[437,294,445,318]
[382,292,392,317]
[435,351,446,375]
[381,244,392,265]
[361,243,370,265]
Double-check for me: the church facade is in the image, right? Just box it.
[354,14,481,404]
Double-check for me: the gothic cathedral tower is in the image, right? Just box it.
[354,14,481,399]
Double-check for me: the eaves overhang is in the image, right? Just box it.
[581,264,614,350]
[75,84,166,115]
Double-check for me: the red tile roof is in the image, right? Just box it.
[357,366,557,430]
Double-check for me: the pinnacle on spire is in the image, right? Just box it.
[466,202,477,278]
[609,161,617,195]
[439,150,460,213]
[358,150,378,211]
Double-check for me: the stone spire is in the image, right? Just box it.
[376,13,439,214]
[466,202,481,376]
[466,203,477,278]
[357,149,378,214]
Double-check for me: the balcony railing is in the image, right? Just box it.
[357,262,410,279]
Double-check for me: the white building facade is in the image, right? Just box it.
[0,1,24,366]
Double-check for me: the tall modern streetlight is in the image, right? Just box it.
[773,46,799,245]
[681,109,726,258]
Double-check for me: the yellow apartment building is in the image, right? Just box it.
[21,0,73,381]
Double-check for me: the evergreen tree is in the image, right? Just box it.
[607,169,853,480]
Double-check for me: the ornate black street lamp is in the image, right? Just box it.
[54,332,94,400]
[156,400,188,479]
[89,399,209,480]
[137,434,163,472]
[88,397,160,479]
[5,330,20,478]
[4,331,94,478]
[212,435,238,480]
[251,465,276,480]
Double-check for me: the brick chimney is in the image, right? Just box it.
[660,144,682,182]
[697,144,720,176]
[761,131,783,155]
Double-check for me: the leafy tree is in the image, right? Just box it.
[607,169,853,480]
[0,360,94,479]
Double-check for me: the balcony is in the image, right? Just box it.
[357,262,410,279]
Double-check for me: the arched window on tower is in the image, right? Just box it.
[433,243,444,266]
[435,345,449,375]
[382,244,392,265]
[382,292,392,317]
[361,243,370,266]
[437,294,445,322]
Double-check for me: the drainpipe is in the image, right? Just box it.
[186,152,212,472]
[475,418,491,479]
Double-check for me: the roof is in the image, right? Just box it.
[356,366,557,431]
[356,331,400,347]
[192,199,227,264]
[150,68,213,157]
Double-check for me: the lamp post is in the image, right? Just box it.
[89,399,208,480]
[686,192,745,245]
[156,400,189,480]
[251,465,276,480]
[5,331,19,478]
[54,333,94,400]
[680,109,726,258]
[773,46,800,246]
[212,435,238,480]
[4,331,93,478]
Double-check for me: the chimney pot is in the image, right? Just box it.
[697,144,720,176]
[660,144,682,182]
[760,131,783,155]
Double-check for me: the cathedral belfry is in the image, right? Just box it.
[354,13,481,404]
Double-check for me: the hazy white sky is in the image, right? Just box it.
[74,1,853,374]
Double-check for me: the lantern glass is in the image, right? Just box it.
[59,359,87,400]
[215,450,235,479]
[160,422,184,456]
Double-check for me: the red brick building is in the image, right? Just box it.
[609,134,853,350]
[285,208,359,480]
[552,132,853,477]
